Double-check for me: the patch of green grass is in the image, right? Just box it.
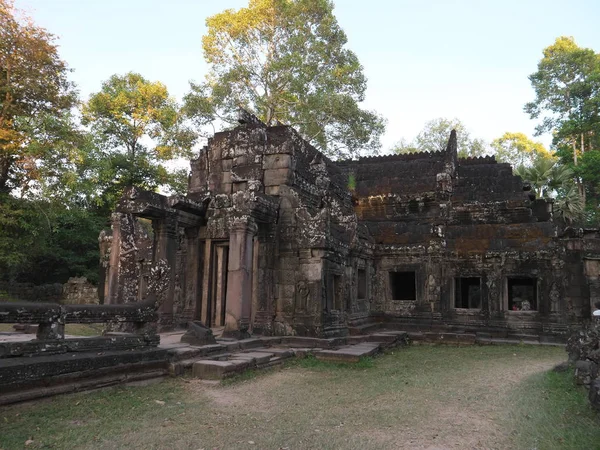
[220,368,261,386]
[291,354,375,370]
[0,380,193,450]
[507,366,600,449]
[0,291,19,302]
[1,344,597,450]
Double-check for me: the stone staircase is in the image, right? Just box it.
[162,331,409,380]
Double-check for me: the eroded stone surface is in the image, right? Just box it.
[103,112,600,341]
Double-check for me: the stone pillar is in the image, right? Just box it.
[183,227,200,322]
[153,215,178,330]
[106,213,123,304]
[201,238,212,325]
[223,219,257,338]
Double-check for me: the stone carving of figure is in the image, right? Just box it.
[295,281,310,312]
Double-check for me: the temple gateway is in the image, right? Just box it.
[102,113,600,342]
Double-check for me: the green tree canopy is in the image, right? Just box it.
[184,0,385,159]
[491,132,553,167]
[0,0,78,194]
[524,36,600,162]
[82,72,194,210]
[392,118,487,158]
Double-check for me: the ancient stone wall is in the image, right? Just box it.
[61,277,99,305]
[108,117,600,339]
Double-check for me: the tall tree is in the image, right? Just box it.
[0,0,78,194]
[491,132,553,167]
[184,0,385,159]
[393,118,487,157]
[82,72,194,209]
[524,36,600,167]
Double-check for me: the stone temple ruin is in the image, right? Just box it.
[103,112,600,342]
[3,111,600,403]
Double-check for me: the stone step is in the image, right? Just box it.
[190,349,294,380]
[348,322,382,336]
[314,342,381,363]
[0,348,169,403]
[166,343,226,361]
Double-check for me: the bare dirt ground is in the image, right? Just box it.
[178,346,563,450]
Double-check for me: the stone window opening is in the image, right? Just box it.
[454,277,481,309]
[408,199,419,213]
[389,271,416,300]
[357,269,367,300]
[508,277,537,311]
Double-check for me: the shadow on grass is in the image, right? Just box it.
[507,365,600,449]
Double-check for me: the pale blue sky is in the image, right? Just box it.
[14,0,600,152]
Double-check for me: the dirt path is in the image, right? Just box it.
[180,346,565,450]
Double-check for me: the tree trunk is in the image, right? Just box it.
[573,139,585,207]
[0,156,11,194]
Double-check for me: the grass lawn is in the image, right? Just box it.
[1,345,598,449]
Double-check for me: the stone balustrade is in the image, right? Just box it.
[0,297,158,340]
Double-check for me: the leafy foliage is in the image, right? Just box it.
[392,118,487,158]
[184,0,385,159]
[0,0,78,194]
[525,37,600,144]
[491,132,553,167]
[0,194,106,284]
[82,72,195,211]
[514,158,584,224]
[525,36,600,223]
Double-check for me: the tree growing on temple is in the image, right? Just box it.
[0,0,79,195]
[82,72,195,210]
[183,0,385,159]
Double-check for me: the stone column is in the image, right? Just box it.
[200,238,212,325]
[106,213,123,304]
[223,219,257,338]
[153,215,178,330]
[183,227,200,323]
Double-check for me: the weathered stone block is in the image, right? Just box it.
[265,186,280,196]
[232,181,248,192]
[575,360,598,385]
[264,168,291,186]
[192,360,235,379]
[263,154,292,170]
[221,159,233,171]
[232,163,262,181]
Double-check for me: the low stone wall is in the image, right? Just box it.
[0,281,63,303]
[0,278,98,304]
[61,277,98,305]
[566,324,600,410]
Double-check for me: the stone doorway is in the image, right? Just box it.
[208,242,229,327]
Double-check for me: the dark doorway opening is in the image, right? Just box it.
[389,271,416,300]
[508,277,537,311]
[207,242,229,327]
[357,269,367,299]
[455,277,481,309]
